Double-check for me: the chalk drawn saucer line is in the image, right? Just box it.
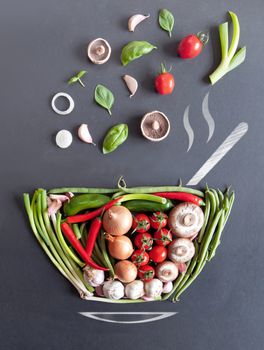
[79,312,177,324]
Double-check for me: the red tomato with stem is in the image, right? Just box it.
[154,228,172,246]
[149,246,167,263]
[131,250,149,267]
[155,63,175,95]
[178,32,209,59]
[150,212,168,230]
[138,265,155,282]
[134,233,153,250]
[132,213,150,233]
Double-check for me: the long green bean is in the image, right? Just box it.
[98,231,115,277]
[48,187,119,194]
[198,191,210,243]
[118,185,204,197]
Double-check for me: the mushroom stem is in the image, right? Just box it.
[95,45,106,55]
[183,213,196,227]
[175,246,187,256]
[152,120,160,130]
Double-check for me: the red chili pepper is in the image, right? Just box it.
[85,217,102,256]
[61,222,109,271]
[66,197,122,224]
[153,192,205,206]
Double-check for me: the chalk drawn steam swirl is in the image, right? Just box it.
[202,92,215,143]
[183,105,194,152]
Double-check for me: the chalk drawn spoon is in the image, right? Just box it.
[187,122,248,186]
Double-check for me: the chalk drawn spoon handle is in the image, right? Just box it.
[187,122,248,186]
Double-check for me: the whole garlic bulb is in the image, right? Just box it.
[125,280,145,300]
[83,266,105,287]
[103,280,124,300]
[144,279,163,299]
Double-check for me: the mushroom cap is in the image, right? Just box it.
[87,38,111,64]
[140,110,170,142]
[168,238,195,263]
[168,202,204,238]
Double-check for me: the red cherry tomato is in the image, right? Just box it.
[150,212,168,230]
[131,250,149,267]
[155,63,175,95]
[149,246,167,263]
[138,265,155,282]
[132,213,150,233]
[178,34,203,59]
[134,233,153,250]
[154,228,172,246]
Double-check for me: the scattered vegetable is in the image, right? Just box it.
[132,213,150,233]
[138,265,155,282]
[140,111,171,142]
[149,245,167,263]
[158,9,174,38]
[55,130,73,149]
[87,38,111,64]
[121,41,157,66]
[156,261,179,282]
[178,32,209,59]
[103,206,133,236]
[51,92,75,116]
[103,280,124,300]
[123,74,138,97]
[125,280,145,300]
[94,84,114,115]
[68,70,87,87]
[114,260,137,283]
[155,63,175,95]
[128,14,150,32]
[102,123,128,154]
[209,11,246,85]
[77,124,96,145]
[106,234,134,260]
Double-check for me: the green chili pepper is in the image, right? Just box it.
[123,199,173,212]
[64,194,110,216]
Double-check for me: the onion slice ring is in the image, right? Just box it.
[51,92,75,115]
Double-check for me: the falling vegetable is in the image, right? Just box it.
[94,84,115,115]
[123,74,138,97]
[55,130,73,149]
[158,9,174,38]
[68,70,87,87]
[128,14,150,32]
[178,33,209,59]
[209,11,246,85]
[78,124,96,145]
[155,63,175,95]
[102,123,128,154]
[121,41,157,66]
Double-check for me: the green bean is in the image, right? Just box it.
[211,189,219,211]
[72,223,82,240]
[223,191,235,226]
[198,191,210,243]
[98,231,115,277]
[200,190,216,242]
[79,223,87,247]
[207,210,226,261]
[174,251,209,301]
[217,189,224,208]
[48,187,119,194]
[93,241,107,267]
[111,190,126,199]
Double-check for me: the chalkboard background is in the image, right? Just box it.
[1,0,263,349]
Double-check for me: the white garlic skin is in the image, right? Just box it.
[103,280,125,300]
[162,281,173,294]
[83,266,105,287]
[144,279,163,299]
[125,280,145,300]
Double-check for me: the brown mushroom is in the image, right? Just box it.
[140,110,170,142]
[87,38,111,64]
[168,202,204,238]
[168,238,195,263]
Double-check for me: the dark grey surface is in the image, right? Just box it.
[1,0,264,349]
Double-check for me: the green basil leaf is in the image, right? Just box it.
[121,41,157,66]
[159,9,174,37]
[76,70,87,79]
[103,124,128,154]
[94,84,115,115]
[68,76,78,84]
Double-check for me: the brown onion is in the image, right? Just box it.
[106,234,134,260]
[114,260,137,283]
[103,206,133,236]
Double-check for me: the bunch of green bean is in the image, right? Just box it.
[163,187,235,302]
[23,189,95,299]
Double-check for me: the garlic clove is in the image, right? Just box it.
[48,199,62,216]
[128,14,150,32]
[123,74,138,98]
[49,194,71,203]
[78,124,96,145]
